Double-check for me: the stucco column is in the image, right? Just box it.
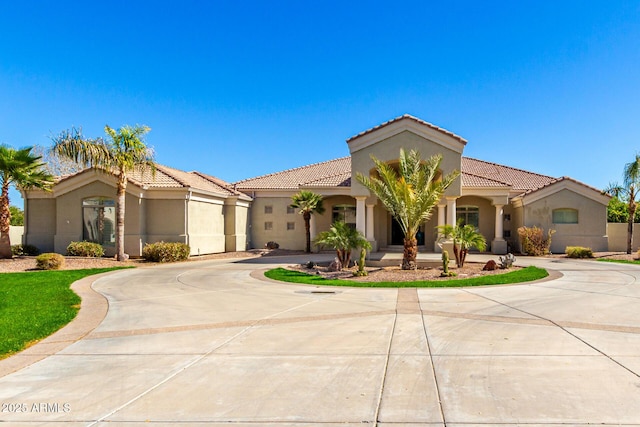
[435,203,447,252]
[365,204,375,239]
[492,204,508,254]
[355,196,366,235]
[446,197,457,226]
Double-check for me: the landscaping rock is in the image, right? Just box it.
[483,260,498,271]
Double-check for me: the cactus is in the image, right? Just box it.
[353,248,368,277]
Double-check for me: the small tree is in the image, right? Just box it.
[52,125,155,261]
[605,155,640,254]
[290,190,325,253]
[0,145,54,258]
[437,220,487,267]
[9,206,24,226]
[356,149,459,270]
[313,221,371,268]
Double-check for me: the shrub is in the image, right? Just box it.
[66,241,105,257]
[517,226,555,256]
[565,246,594,258]
[35,253,65,270]
[265,241,280,249]
[142,241,190,263]
[11,244,40,256]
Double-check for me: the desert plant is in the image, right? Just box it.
[66,241,105,257]
[565,246,594,259]
[437,220,487,267]
[142,241,190,263]
[290,190,325,253]
[35,253,65,270]
[498,253,516,269]
[353,248,368,277]
[314,221,371,269]
[440,250,455,277]
[52,125,156,261]
[517,226,555,256]
[356,149,459,270]
[11,244,40,256]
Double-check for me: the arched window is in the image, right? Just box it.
[552,208,578,224]
[456,206,479,228]
[82,197,116,246]
[332,204,356,228]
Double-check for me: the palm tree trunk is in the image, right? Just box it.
[402,236,418,270]
[303,212,311,253]
[116,174,127,261]
[0,180,12,259]
[628,205,635,255]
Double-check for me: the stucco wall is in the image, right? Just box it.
[607,223,640,252]
[350,130,462,198]
[24,198,56,252]
[187,199,225,255]
[250,197,305,250]
[145,199,187,248]
[523,189,608,253]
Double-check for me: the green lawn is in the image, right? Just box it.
[0,268,129,359]
[264,266,548,288]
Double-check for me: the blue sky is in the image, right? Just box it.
[2,1,640,205]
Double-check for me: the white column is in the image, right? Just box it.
[437,204,446,228]
[446,197,457,226]
[355,196,366,235]
[494,204,504,241]
[491,203,508,254]
[366,204,375,240]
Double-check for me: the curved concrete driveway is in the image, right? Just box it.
[1,255,640,426]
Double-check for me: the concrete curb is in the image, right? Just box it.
[0,271,113,378]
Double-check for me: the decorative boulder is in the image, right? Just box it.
[482,260,498,271]
[327,257,342,272]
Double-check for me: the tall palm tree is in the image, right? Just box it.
[0,145,54,258]
[437,220,487,267]
[313,221,371,268]
[52,125,155,261]
[357,149,459,270]
[605,154,640,254]
[290,190,325,253]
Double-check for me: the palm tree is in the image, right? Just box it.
[356,149,459,270]
[290,190,325,253]
[0,145,54,258]
[605,154,640,254]
[313,221,371,268]
[52,125,155,261]
[437,220,487,267]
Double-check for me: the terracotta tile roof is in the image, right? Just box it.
[235,154,559,193]
[235,157,351,189]
[519,176,607,197]
[57,165,243,197]
[346,114,468,144]
[462,172,511,188]
[461,157,555,192]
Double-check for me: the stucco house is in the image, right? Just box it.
[23,165,251,257]
[23,114,610,256]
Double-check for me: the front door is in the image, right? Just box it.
[391,217,404,245]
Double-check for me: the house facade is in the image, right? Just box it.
[236,115,610,254]
[23,165,251,257]
[23,115,610,256]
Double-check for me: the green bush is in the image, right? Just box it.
[142,241,190,263]
[35,253,65,270]
[517,226,555,256]
[565,246,594,258]
[66,241,105,257]
[11,244,41,256]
